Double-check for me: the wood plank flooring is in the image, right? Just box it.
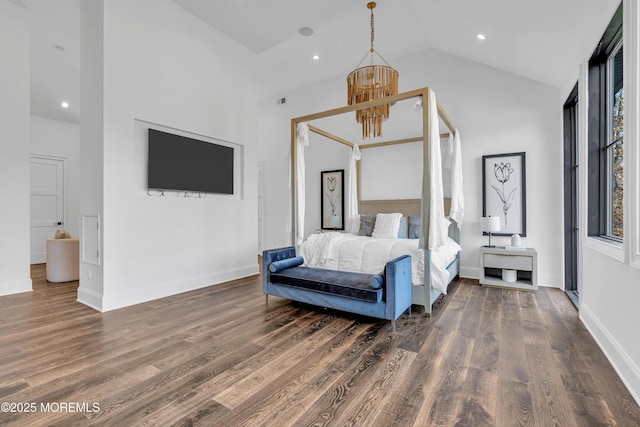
[0,264,638,426]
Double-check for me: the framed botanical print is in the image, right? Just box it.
[320,169,345,230]
[482,152,526,236]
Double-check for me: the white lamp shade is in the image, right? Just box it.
[481,216,500,233]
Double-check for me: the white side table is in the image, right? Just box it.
[46,238,80,283]
[479,246,538,291]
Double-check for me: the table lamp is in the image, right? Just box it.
[481,216,500,247]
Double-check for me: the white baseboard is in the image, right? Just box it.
[460,266,480,279]
[538,273,563,288]
[0,278,32,296]
[580,303,640,406]
[99,263,259,312]
[76,286,104,312]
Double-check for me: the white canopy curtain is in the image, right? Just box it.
[347,143,361,233]
[414,96,464,235]
[449,130,464,228]
[421,89,450,251]
[295,122,310,245]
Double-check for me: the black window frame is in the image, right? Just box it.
[587,3,623,242]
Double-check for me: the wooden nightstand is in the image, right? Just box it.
[479,246,538,291]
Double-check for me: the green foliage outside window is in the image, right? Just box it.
[610,47,623,239]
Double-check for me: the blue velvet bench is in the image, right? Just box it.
[262,246,412,331]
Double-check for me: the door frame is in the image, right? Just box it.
[563,84,579,305]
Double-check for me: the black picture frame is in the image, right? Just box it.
[482,152,526,236]
[320,169,345,230]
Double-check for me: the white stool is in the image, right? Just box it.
[46,238,79,283]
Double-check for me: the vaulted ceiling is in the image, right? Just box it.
[24,0,620,124]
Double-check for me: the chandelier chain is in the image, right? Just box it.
[370,6,375,53]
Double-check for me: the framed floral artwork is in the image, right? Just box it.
[321,170,345,230]
[482,152,526,236]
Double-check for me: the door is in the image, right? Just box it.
[30,156,64,264]
[563,85,579,306]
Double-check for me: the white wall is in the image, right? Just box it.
[304,135,351,234]
[30,116,81,237]
[78,0,105,308]
[258,49,563,288]
[257,79,346,249]
[79,0,259,311]
[580,247,640,403]
[571,0,640,405]
[0,1,32,296]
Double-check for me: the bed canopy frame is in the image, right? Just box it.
[290,86,458,315]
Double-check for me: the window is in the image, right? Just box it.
[588,4,623,242]
[607,41,623,239]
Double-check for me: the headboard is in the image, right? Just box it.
[358,198,452,216]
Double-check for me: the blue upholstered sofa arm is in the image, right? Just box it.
[262,246,297,287]
[382,254,412,322]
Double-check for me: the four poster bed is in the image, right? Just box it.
[287,86,464,317]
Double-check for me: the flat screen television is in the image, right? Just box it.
[147,129,234,194]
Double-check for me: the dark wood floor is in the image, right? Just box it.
[0,264,638,426]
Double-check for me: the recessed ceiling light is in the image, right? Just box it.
[477,34,486,40]
[299,27,314,36]
[312,54,319,60]
[61,101,69,108]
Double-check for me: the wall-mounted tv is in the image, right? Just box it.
[147,128,234,195]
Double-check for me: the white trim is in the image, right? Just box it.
[99,264,259,312]
[624,0,640,270]
[580,302,640,405]
[76,287,103,312]
[81,213,101,266]
[537,274,562,288]
[584,236,625,262]
[29,153,68,161]
[460,266,480,280]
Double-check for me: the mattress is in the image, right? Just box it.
[298,232,461,294]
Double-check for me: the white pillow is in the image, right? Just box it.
[347,215,361,234]
[371,213,403,239]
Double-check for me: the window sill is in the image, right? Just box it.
[584,236,625,262]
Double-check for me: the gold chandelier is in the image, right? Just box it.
[347,2,399,139]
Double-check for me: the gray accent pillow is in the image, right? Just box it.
[358,214,376,236]
[397,216,409,238]
[408,215,422,239]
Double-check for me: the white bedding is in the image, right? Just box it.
[298,232,461,294]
